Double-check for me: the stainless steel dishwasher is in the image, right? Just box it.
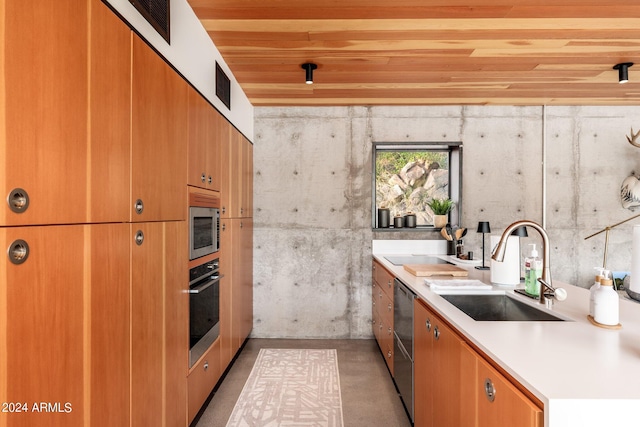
[393,278,416,422]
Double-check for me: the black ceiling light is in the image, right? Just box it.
[613,62,634,84]
[301,63,317,85]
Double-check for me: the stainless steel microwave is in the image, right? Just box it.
[189,206,219,260]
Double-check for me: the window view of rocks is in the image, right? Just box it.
[375,150,450,226]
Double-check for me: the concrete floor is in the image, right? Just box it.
[193,338,412,427]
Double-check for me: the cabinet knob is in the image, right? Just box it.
[387,279,392,288]
[372,301,376,308]
[208,175,212,184]
[425,318,431,332]
[484,378,496,402]
[203,361,209,371]
[201,173,206,183]
[240,221,243,229]
[7,239,29,265]
[134,199,144,214]
[387,327,392,336]
[7,188,30,213]
[387,303,392,312]
[222,223,226,231]
[387,350,392,359]
[222,206,226,214]
[134,230,144,246]
[433,325,440,341]
[373,265,376,271]
[372,319,376,326]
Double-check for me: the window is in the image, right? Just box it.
[372,142,462,229]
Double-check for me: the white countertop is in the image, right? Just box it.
[373,252,640,427]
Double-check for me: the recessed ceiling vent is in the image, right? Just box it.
[129,0,170,43]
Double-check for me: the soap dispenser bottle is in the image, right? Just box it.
[593,270,619,326]
[589,267,604,318]
[524,244,543,296]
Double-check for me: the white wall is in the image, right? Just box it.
[104,0,254,140]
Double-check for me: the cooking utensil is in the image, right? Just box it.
[461,228,467,238]
[455,228,464,241]
[446,224,453,240]
[440,228,452,241]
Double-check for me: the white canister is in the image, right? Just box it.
[490,235,520,286]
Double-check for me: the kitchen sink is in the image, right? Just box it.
[440,294,565,321]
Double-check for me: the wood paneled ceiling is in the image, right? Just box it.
[188,0,640,106]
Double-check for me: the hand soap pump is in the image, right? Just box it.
[589,267,604,318]
[524,244,543,296]
[593,269,620,327]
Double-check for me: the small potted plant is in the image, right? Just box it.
[427,198,454,228]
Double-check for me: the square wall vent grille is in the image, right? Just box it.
[129,0,170,43]
[216,62,231,110]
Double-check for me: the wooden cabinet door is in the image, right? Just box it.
[188,88,221,191]
[413,299,434,427]
[1,0,130,226]
[0,223,130,427]
[414,300,464,427]
[476,355,543,427]
[132,37,188,222]
[187,87,210,190]
[219,118,233,218]
[130,221,188,427]
[241,138,254,217]
[218,218,234,367]
[239,218,254,341]
[187,339,221,424]
[88,0,131,222]
[432,315,464,427]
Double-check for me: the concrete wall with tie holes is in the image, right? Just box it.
[252,106,640,339]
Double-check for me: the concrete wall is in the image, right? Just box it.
[253,106,640,339]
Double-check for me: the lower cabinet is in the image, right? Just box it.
[414,299,464,427]
[188,339,222,424]
[372,260,394,374]
[414,298,543,427]
[462,343,543,427]
[131,221,188,427]
[0,224,127,427]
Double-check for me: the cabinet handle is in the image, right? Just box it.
[433,326,440,341]
[222,223,226,231]
[7,188,29,213]
[134,230,144,246]
[134,199,144,214]
[7,239,29,265]
[373,264,376,271]
[372,319,376,326]
[201,173,206,183]
[387,327,392,336]
[222,206,226,214]
[387,350,392,359]
[240,221,243,229]
[387,279,392,289]
[241,207,244,215]
[387,303,392,312]
[208,175,212,184]
[484,378,496,402]
[203,361,209,371]
[425,318,431,332]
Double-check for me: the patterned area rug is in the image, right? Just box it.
[226,349,344,427]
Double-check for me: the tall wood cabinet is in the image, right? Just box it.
[132,36,188,222]
[1,0,131,225]
[1,1,252,425]
[187,87,221,192]
[0,224,130,427]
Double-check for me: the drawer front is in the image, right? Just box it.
[373,260,394,301]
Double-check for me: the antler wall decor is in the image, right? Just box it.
[627,127,640,147]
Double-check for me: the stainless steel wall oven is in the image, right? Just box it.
[189,258,221,368]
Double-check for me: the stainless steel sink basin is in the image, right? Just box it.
[440,294,565,321]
